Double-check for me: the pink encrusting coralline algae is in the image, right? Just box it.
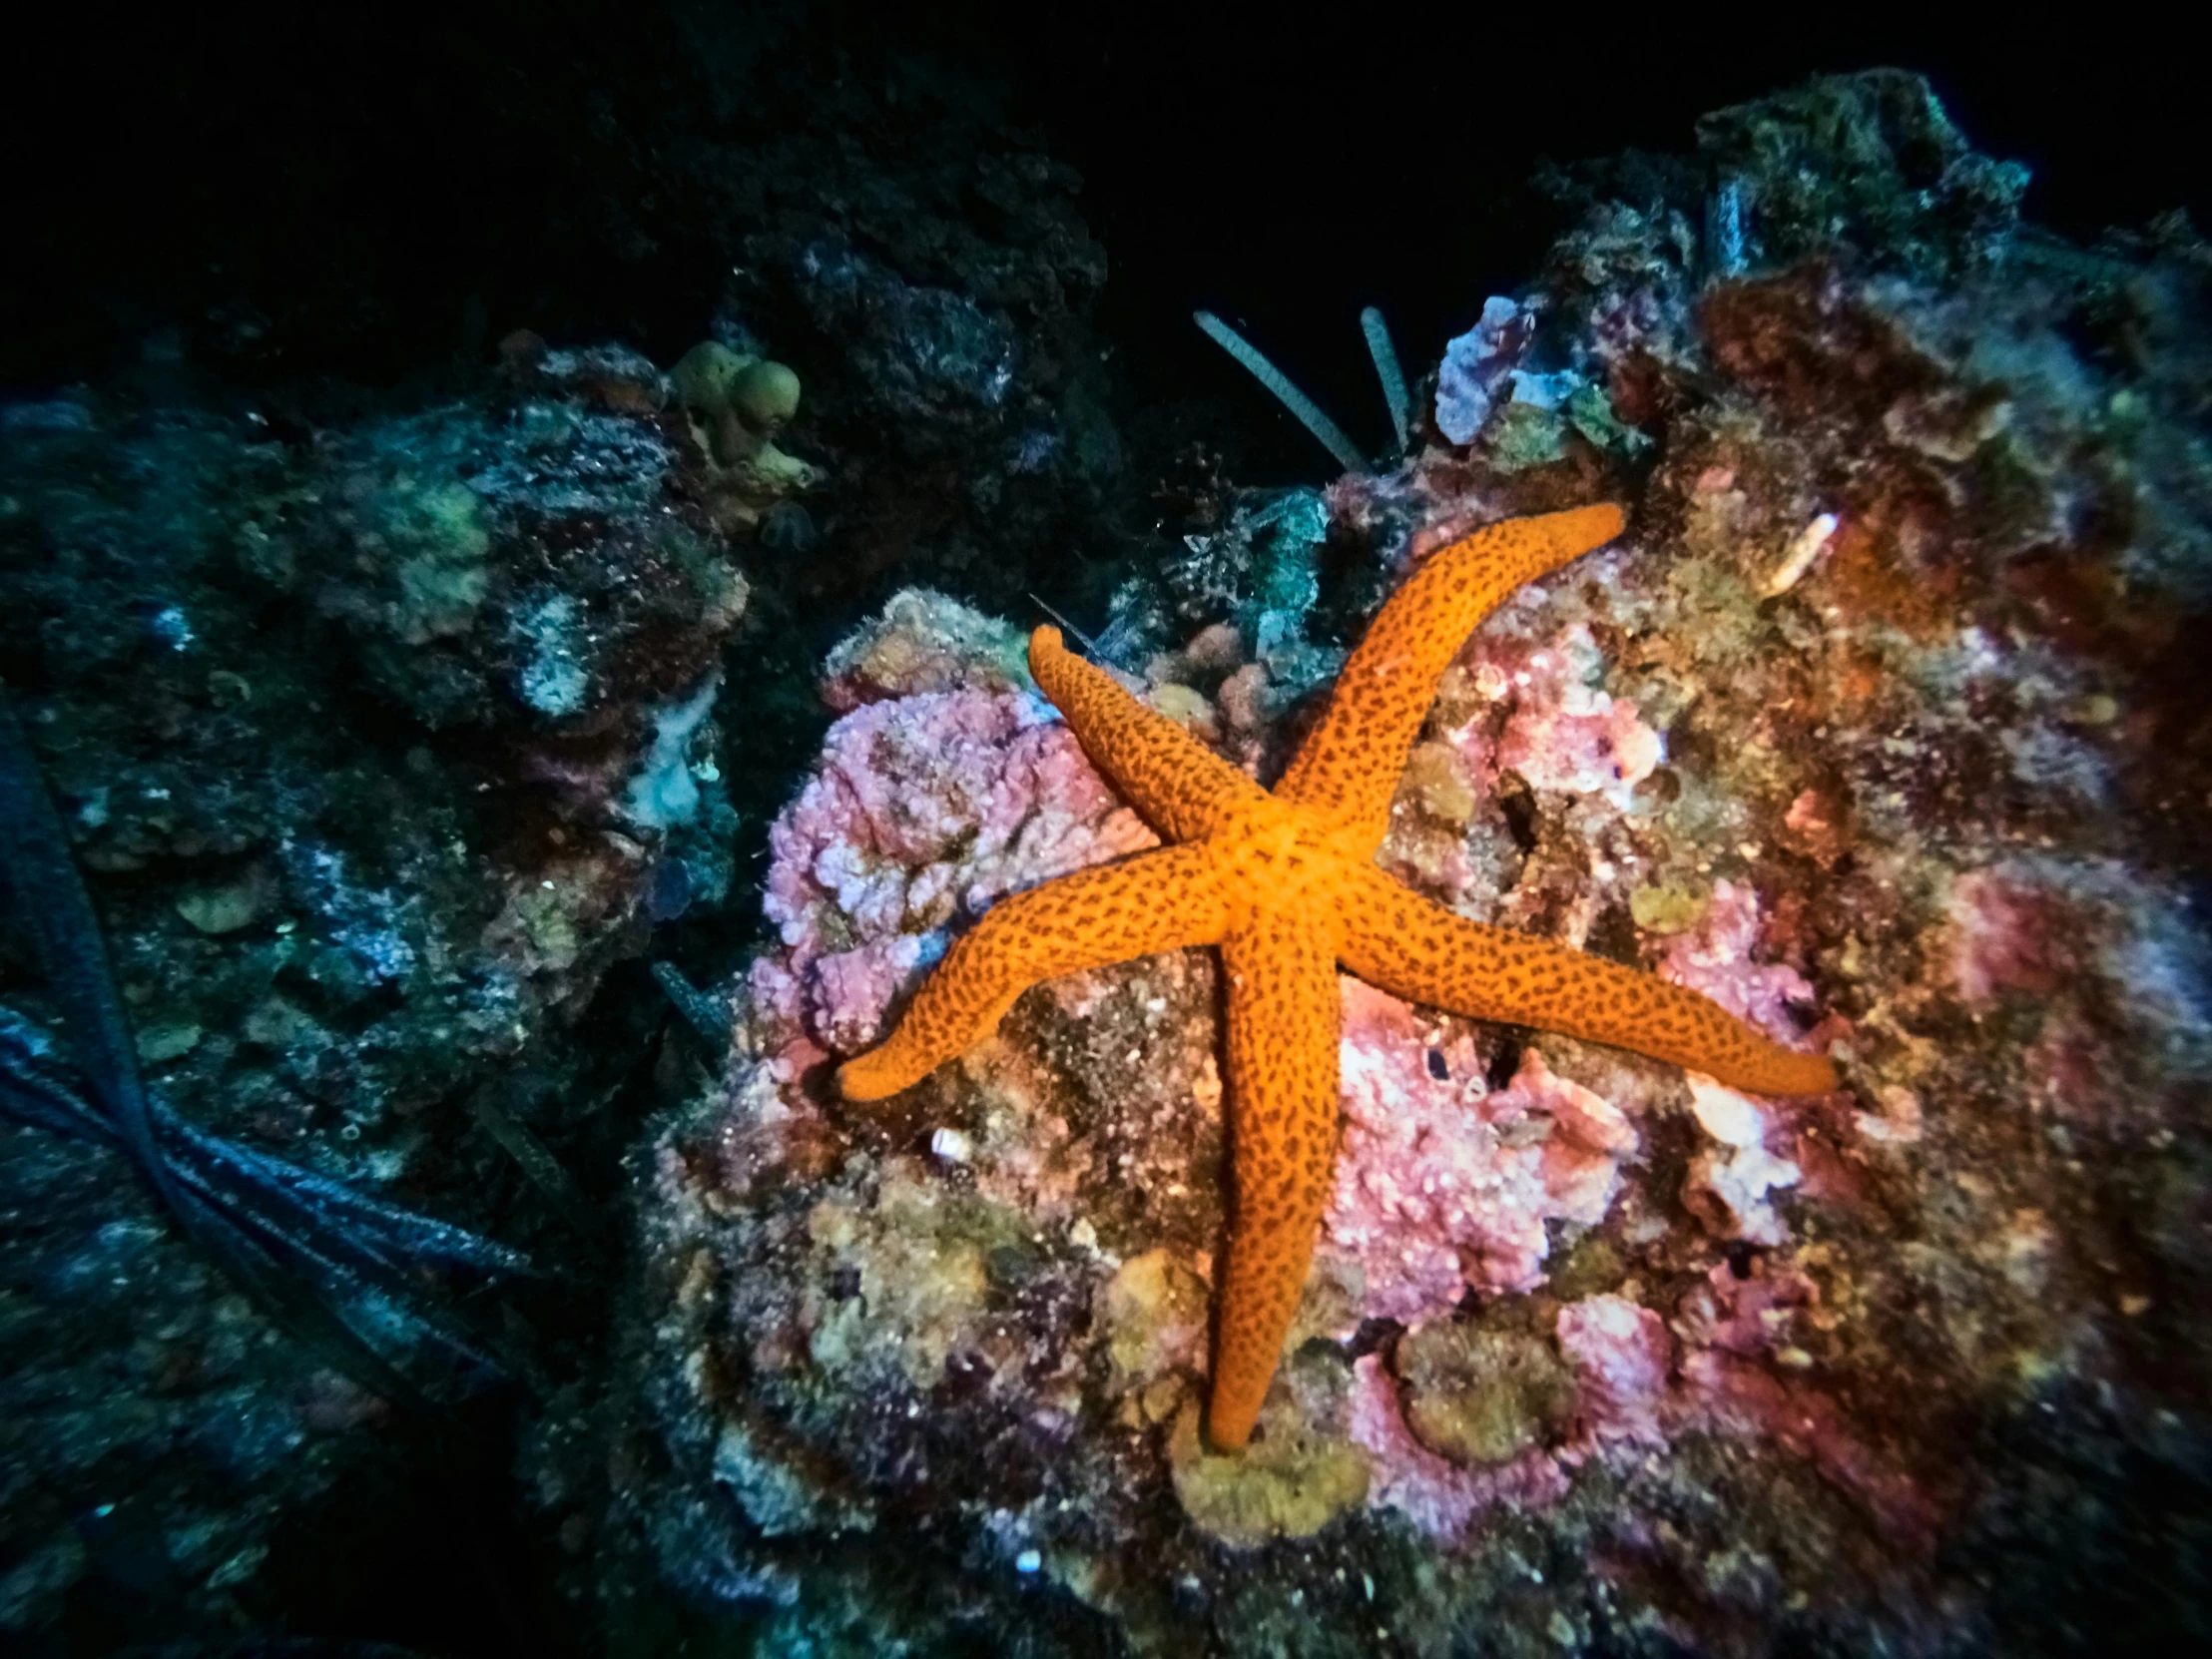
[1659,878,1822,1045]
[1674,1262,1940,1544]
[1555,1294,1673,1446]
[1323,980,1640,1328]
[1487,623,1665,811]
[1352,1275,1938,1549]
[1406,605,1666,827]
[1348,1353,1572,1543]
[748,685,1156,1079]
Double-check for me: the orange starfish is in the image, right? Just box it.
[839,504,1838,1450]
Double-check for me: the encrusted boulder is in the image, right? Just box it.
[613,73,2212,1656]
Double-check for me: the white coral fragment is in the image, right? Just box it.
[1684,1075,1801,1246]
[1761,512,1838,597]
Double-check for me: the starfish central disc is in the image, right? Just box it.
[836,503,1840,1451]
[1211,797,1371,933]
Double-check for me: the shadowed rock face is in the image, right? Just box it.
[0,27,1140,1636]
[616,73,2212,1657]
[0,338,756,1643]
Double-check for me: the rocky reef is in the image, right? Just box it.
[613,72,2212,1655]
[1,8,1146,1636]
[0,334,758,1639]
[6,47,2208,1658]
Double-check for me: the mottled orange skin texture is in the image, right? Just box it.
[838,505,1840,1449]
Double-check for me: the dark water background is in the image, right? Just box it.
[7,6,2204,426]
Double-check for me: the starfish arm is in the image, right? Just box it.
[1276,504,1626,847]
[1208,913,1343,1451]
[1029,626,1270,843]
[837,842,1231,1102]
[1337,864,1839,1097]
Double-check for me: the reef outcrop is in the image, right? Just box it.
[614,73,2212,1655]
[0,333,754,1636]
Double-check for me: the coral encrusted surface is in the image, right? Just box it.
[615,73,2212,1656]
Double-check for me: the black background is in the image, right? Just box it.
[4,3,2200,406]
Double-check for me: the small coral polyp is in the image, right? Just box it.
[671,339,822,535]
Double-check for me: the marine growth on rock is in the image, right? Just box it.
[618,70,2212,1658]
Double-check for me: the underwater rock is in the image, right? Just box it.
[716,76,1118,609]
[1099,486,1343,727]
[0,334,755,1633]
[613,70,2212,1655]
[792,240,1020,426]
[1692,69,2032,282]
[818,587,1032,711]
